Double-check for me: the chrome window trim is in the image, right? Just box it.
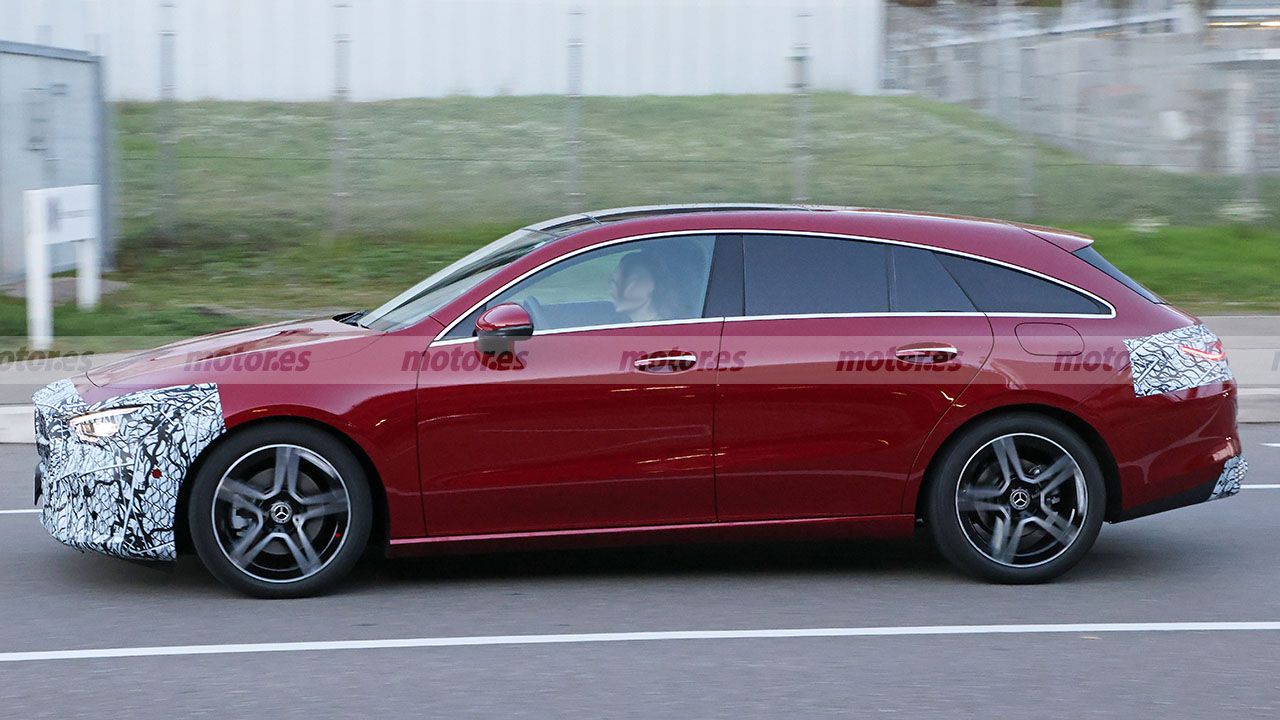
[430,228,1116,345]
[431,316,726,347]
[723,310,1112,322]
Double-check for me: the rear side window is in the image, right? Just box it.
[936,253,1108,315]
[889,246,975,312]
[743,235,889,315]
[1073,246,1163,304]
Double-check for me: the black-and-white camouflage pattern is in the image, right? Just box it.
[1209,455,1248,501]
[33,379,225,561]
[1124,324,1232,397]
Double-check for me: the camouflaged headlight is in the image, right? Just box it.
[68,406,141,442]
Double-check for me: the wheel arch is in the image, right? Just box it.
[911,403,1123,525]
[175,415,390,556]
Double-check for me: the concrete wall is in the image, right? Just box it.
[0,0,886,101]
[889,28,1280,176]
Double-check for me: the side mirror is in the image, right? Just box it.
[475,303,534,354]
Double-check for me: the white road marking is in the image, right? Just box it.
[1262,443,1280,448]
[3,622,1280,664]
[0,509,39,515]
[1243,484,1280,490]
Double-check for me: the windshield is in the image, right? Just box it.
[360,228,554,332]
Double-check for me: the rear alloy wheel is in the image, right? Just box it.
[926,414,1105,583]
[190,424,371,598]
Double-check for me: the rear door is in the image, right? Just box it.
[714,235,994,520]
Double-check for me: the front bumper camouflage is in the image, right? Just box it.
[32,379,225,562]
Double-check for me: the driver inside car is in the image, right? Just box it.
[609,247,702,323]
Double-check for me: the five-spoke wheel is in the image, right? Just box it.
[955,433,1088,568]
[212,444,351,583]
[190,424,372,598]
[926,414,1105,583]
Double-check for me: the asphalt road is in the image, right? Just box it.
[2,427,1279,718]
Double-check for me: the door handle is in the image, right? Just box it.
[633,352,699,373]
[895,344,959,364]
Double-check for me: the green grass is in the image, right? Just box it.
[1082,225,1280,314]
[7,94,1277,352]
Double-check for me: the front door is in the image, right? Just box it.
[416,234,724,536]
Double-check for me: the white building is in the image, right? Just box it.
[0,0,887,101]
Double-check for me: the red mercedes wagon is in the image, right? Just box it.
[33,205,1246,597]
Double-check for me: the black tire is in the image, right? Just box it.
[188,422,372,598]
[924,413,1106,584]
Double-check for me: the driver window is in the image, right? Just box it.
[450,235,715,337]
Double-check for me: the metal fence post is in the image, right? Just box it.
[1243,69,1261,209]
[331,2,352,239]
[791,9,812,204]
[1017,44,1037,220]
[37,0,52,45]
[92,53,115,274]
[998,0,1014,125]
[158,0,177,241]
[33,3,57,190]
[566,7,585,213]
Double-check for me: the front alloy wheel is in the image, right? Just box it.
[190,424,372,598]
[926,414,1105,584]
[212,444,351,583]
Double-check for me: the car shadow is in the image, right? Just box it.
[38,525,1212,598]
[356,527,1214,591]
[363,535,955,586]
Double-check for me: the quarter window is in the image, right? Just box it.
[936,253,1108,315]
[1073,246,1163,304]
[742,235,889,315]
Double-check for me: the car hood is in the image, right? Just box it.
[87,317,378,388]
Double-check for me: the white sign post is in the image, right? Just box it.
[24,185,101,351]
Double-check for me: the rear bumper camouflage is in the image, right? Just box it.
[32,379,225,562]
[1116,453,1247,522]
[1210,455,1247,502]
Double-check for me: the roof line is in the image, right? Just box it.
[527,203,815,235]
